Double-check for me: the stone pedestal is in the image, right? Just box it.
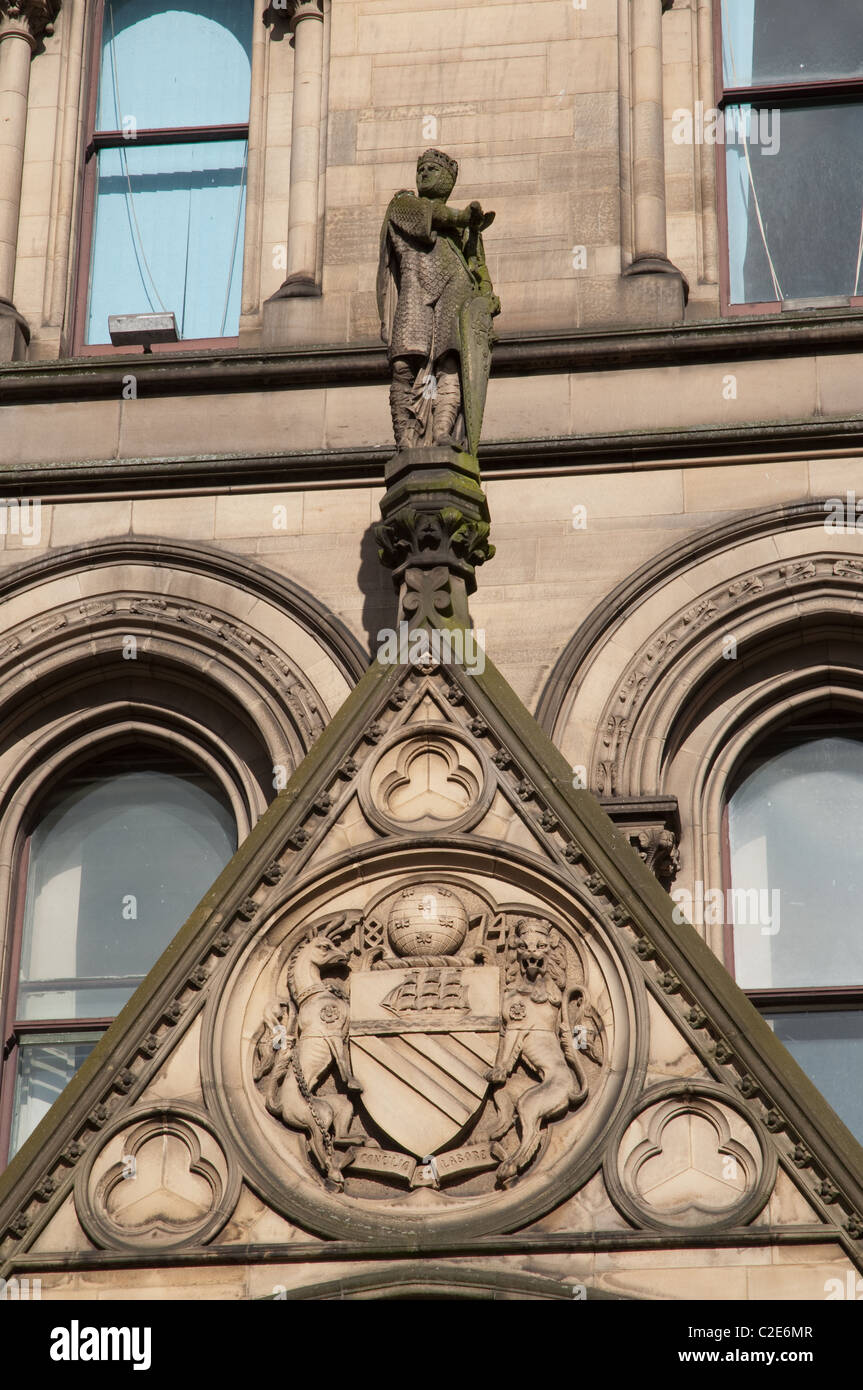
[375,445,495,629]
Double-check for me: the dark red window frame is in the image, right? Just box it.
[711,3,863,317]
[68,0,248,357]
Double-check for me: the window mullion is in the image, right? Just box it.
[88,122,250,158]
[722,77,863,107]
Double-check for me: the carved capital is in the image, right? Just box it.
[0,0,60,48]
[289,0,324,24]
[375,507,495,586]
[264,0,323,34]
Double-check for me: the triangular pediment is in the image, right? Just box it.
[2,651,863,1294]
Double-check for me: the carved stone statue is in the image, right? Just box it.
[252,914,367,1191]
[377,149,500,454]
[487,918,600,1185]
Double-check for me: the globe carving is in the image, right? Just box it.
[387,885,468,957]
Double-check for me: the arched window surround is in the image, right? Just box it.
[0,539,366,1165]
[538,505,863,966]
[537,511,863,1143]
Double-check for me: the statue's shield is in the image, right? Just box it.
[458,296,494,458]
[349,964,500,1157]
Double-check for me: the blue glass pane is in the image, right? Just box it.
[729,737,863,988]
[766,1013,863,1144]
[722,0,863,87]
[10,1039,99,1157]
[18,769,237,1020]
[725,104,863,304]
[17,983,144,1021]
[86,140,247,343]
[98,0,253,130]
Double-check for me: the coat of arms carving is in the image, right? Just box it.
[252,882,604,1193]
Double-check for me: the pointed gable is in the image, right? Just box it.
[2,650,862,1297]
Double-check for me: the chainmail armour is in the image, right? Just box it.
[377,193,476,363]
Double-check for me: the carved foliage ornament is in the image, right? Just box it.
[0,0,60,44]
[263,0,323,33]
[375,508,495,584]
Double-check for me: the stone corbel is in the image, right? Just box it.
[0,1,61,360]
[630,826,681,891]
[600,794,681,890]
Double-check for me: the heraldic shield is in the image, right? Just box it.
[349,964,500,1157]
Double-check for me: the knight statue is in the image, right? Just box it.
[377,148,500,455]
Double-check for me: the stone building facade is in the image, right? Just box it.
[0,0,862,1301]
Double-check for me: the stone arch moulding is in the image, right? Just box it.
[274,1262,630,1300]
[0,537,368,946]
[536,500,853,768]
[0,537,366,762]
[536,501,863,955]
[0,538,367,685]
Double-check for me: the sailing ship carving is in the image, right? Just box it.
[381,968,470,1016]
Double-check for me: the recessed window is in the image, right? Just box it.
[726,723,863,1140]
[718,0,863,309]
[80,0,253,347]
[2,751,237,1160]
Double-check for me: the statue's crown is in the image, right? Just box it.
[417,148,459,182]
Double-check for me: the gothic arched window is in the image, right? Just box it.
[726,718,863,1140]
[0,749,237,1161]
[78,0,254,348]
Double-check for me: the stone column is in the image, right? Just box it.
[0,0,60,358]
[268,0,325,299]
[624,0,686,291]
[695,0,718,287]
